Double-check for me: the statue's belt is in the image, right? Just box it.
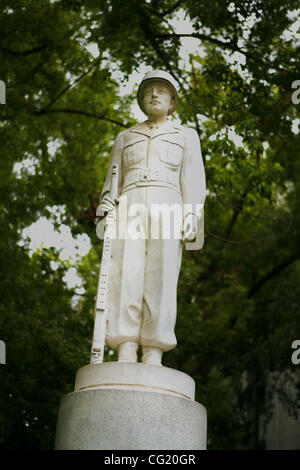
[122,168,180,193]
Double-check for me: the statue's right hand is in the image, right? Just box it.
[96,195,118,217]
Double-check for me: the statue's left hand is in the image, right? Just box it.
[182,213,198,242]
[96,195,119,219]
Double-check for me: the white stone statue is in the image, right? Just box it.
[95,70,206,367]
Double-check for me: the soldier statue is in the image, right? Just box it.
[97,70,206,366]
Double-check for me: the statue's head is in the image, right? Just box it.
[137,70,178,117]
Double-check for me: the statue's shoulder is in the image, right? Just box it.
[113,128,131,146]
[123,123,142,134]
[117,124,144,140]
[169,123,198,138]
[127,123,140,131]
[180,125,198,136]
[180,126,201,145]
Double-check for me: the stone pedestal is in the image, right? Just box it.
[54,362,207,450]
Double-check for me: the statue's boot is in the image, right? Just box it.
[118,341,138,363]
[141,347,163,366]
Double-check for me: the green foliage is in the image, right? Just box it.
[0,0,299,450]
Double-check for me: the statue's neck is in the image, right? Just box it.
[146,115,168,128]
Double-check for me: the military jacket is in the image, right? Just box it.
[100,120,206,249]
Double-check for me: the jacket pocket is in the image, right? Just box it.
[123,136,147,167]
[157,136,184,167]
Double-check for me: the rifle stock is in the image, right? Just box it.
[90,164,119,364]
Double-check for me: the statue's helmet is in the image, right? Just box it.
[137,70,179,115]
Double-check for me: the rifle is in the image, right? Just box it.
[90,163,119,364]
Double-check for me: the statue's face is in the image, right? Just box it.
[142,81,173,117]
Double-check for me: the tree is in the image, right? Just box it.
[0,0,299,449]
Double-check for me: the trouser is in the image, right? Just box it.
[105,186,183,352]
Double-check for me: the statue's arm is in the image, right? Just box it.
[180,127,206,218]
[99,131,124,208]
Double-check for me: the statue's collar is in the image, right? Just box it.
[129,120,181,138]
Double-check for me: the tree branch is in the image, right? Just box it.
[247,254,299,299]
[215,193,281,221]
[161,0,185,16]
[40,57,103,113]
[224,189,248,239]
[138,6,203,139]
[155,33,253,59]
[34,107,129,128]
[139,11,180,84]
[206,221,293,245]
[255,294,299,304]
[0,44,47,57]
